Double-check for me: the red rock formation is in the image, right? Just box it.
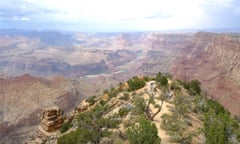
[39,107,65,132]
[0,74,82,143]
[172,32,240,116]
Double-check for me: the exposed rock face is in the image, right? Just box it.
[40,107,65,132]
[1,30,240,143]
[0,30,192,78]
[172,32,240,116]
[0,74,82,144]
[138,33,192,75]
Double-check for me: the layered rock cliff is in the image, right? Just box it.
[172,32,240,116]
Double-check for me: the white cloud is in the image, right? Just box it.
[21,17,30,21]
[31,0,207,29]
[0,0,239,31]
[12,16,30,21]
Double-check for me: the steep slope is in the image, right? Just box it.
[0,74,83,143]
[32,74,240,144]
[172,32,240,116]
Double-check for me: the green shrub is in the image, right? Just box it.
[118,107,130,118]
[100,100,107,106]
[60,122,73,133]
[155,72,168,86]
[126,116,161,144]
[133,97,146,115]
[181,80,201,95]
[127,77,145,91]
[203,99,240,144]
[143,76,151,82]
[86,96,96,105]
[58,105,120,144]
[108,89,120,98]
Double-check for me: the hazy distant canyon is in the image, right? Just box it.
[0,30,240,143]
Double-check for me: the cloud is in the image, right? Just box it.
[0,0,239,31]
[0,0,57,21]
[13,16,30,21]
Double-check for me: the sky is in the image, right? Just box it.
[0,0,240,32]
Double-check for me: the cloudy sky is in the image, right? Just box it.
[0,0,239,32]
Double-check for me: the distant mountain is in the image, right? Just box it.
[0,29,76,46]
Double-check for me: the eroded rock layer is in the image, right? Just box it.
[172,32,240,116]
[0,74,82,143]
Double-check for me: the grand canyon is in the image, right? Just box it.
[0,30,240,143]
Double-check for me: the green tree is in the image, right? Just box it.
[156,72,168,86]
[58,105,120,144]
[181,80,201,95]
[127,77,145,91]
[203,99,240,144]
[126,116,161,144]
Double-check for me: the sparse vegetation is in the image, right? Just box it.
[203,100,240,144]
[58,105,120,144]
[133,97,146,115]
[180,79,201,95]
[126,116,161,144]
[57,73,240,144]
[161,92,194,143]
[161,78,240,144]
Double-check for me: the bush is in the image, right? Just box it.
[127,77,145,91]
[155,72,168,86]
[60,122,73,133]
[181,80,201,95]
[126,116,161,144]
[108,89,120,98]
[58,105,120,144]
[118,107,130,118]
[86,96,96,105]
[143,76,151,82]
[133,97,146,115]
[203,99,240,144]
[100,100,107,106]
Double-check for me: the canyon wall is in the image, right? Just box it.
[172,32,240,116]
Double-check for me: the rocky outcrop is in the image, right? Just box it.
[0,74,82,143]
[40,107,65,132]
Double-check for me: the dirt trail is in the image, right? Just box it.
[137,81,173,144]
[152,102,173,144]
